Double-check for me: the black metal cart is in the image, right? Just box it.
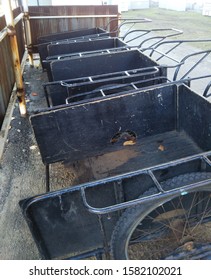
[21,82,211,260]
[42,38,211,107]
[43,70,168,107]
[44,28,183,60]
[49,49,165,82]
[37,18,152,67]
[41,28,182,79]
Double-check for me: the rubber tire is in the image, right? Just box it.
[111,172,211,260]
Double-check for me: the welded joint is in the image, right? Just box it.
[16,87,24,96]
[7,25,16,36]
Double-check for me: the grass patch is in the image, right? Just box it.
[122,8,211,49]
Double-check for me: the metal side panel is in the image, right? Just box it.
[50,49,159,81]
[47,37,126,57]
[37,28,108,44]
[30,84,177,165]
[20,183,119,259]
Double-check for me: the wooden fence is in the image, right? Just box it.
[29,5,118,47]
[0,7,25,127]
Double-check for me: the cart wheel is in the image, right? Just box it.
[111,172,211,260]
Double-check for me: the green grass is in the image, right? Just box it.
[122,8,211,49]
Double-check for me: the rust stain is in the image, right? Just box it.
[123,140,136,146]
[89,148,139,179]
[158,144,165,151]
[111,130,137,145]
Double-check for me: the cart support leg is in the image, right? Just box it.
[46,164,50,192]
[98,215,110,259]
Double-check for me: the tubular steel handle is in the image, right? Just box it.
[46,46,130,61]
[65,75,170,104]
[80,177,211,215]
[203,81,211,98]
[60,66,160,88]
[177,75,211,88]
[122,28,183,48]
[105,18,152,32]
[46,28,183,61]
[149,39,211,61]
[80,153,211,216]
[143,39,211,83]
[80,187,160,215]
[173,49,211,81]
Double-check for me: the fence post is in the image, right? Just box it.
[22,0,34,67]
[3,0,27,117]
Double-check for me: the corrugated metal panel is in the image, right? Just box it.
[29,5,118,46]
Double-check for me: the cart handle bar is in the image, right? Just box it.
[44,28,183,62]
[65,76,171,104]
[104,17,152,33]
[60,66,160,88]
[40,77,211,115]
[122,28,183,48]
[35,18,152,48]
[64,75,211,104]
[143,43,211,82]
[203,81,211,97]
[80,155,211,215]
[145,39,211,61]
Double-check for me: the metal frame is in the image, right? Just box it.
[65,76,169,105]
[36,18,151,46]
[42,65,211,109]
[203,81,211,97]
[37,16,149,67]
[23,151,211,260]
[104,17,152,33]
[43,28,183,63]
[122,28,183,49]
[42,66,166,107]
[21,79,211,260]
[80,153,211,215]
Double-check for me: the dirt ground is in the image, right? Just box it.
[0,60,93,259]
[0,63,46,259]
[0,9,211,260]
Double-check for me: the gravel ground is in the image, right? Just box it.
[0,60,97,259]
[0,62,47,259]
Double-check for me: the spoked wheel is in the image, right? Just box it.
[111,172,211,260]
